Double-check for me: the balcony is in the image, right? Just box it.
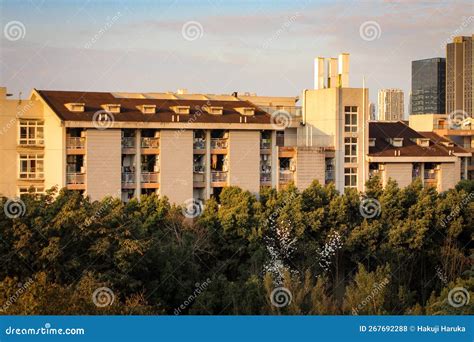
[211,138,228,150]
[66,172,85,184]
[211,171,227,183]
[260,171,271,183]
[259,106,302,117]
[66,137,85,150]
[194,165,205,173]
[121,172,135,184]
[279,170,294,183]
[141,172,159,183]
[325,169,335,183]
[122,137,136,149]
[193,139,206,150]
[260,139,271,149]
[141,137,160,149]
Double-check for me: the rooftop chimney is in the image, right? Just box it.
[314,53,350,89]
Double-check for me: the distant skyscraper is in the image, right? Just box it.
[411,58,446,114]
[369,102,376,120]
[378,89,404,121]
[446,35,473,116]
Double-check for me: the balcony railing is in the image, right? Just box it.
[141,172,159,183]
[66,137,85,149]
[193,139,205,150]
[67,172,85,184]
[260,172,271,182]
[122,137,135,148]
[193,165,205,173]
[211,138,228,149]
[424,170,437,180]
[325,169,335,181]
[259,106,302,117]
[121,172,135,183]
[211,171,227,182]
[260,139,271,149]
[279,171,294,183]
[141,137,160,149]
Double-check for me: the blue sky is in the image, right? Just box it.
[0,0,472,115]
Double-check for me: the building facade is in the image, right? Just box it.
[0,54,470,204]
[378,89,404,121]
[411,58,446,114]
[446,35,473,116]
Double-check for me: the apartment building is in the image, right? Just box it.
[409,113,473,179]
[446,35,473,116]
[0,54,470,204]
[0,86,331,203]
[368,121,469,192]
[378,89,404,121]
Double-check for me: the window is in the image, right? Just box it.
[19,120,44,145]
[344,106,358,132]
[344,137,357,163]
[19,154,44,179]
[19,186,44,195]
[344,167,357,188]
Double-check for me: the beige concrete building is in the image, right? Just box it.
[0,54,469,204]
[378,89,404,121]
[446,35,473,116]
[409,113,473,179]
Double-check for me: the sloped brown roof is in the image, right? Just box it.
[369,121,469,157]
[36,90,273,124]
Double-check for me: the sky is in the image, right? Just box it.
[0,0,473,116]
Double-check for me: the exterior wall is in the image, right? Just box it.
[228,130,260,195]
[160,130,193,204]
[0,91,44,197]
[382,163,413,188]
[43,105,65,191]
[86,129,121,201]
[438,162,458,192]
[378,89,404,121]
[408,114,438,131]
[295,147,325,189]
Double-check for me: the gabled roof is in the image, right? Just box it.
[369,121,470,157]
[36,90,273,124]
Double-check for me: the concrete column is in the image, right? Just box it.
[205,130,211,199]
[135,129,141,199]
[272,130,278,189]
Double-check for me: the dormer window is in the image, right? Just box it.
[101,104,121,113]
[441,141,454,147]
[65,103,85,112]
[171,105,190,115]
[205,106,223,115]
[138,104,156,114]
[415,138,430,147]
[386,137,403,147]
[236,107,255,116]
[369,138,376,147]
